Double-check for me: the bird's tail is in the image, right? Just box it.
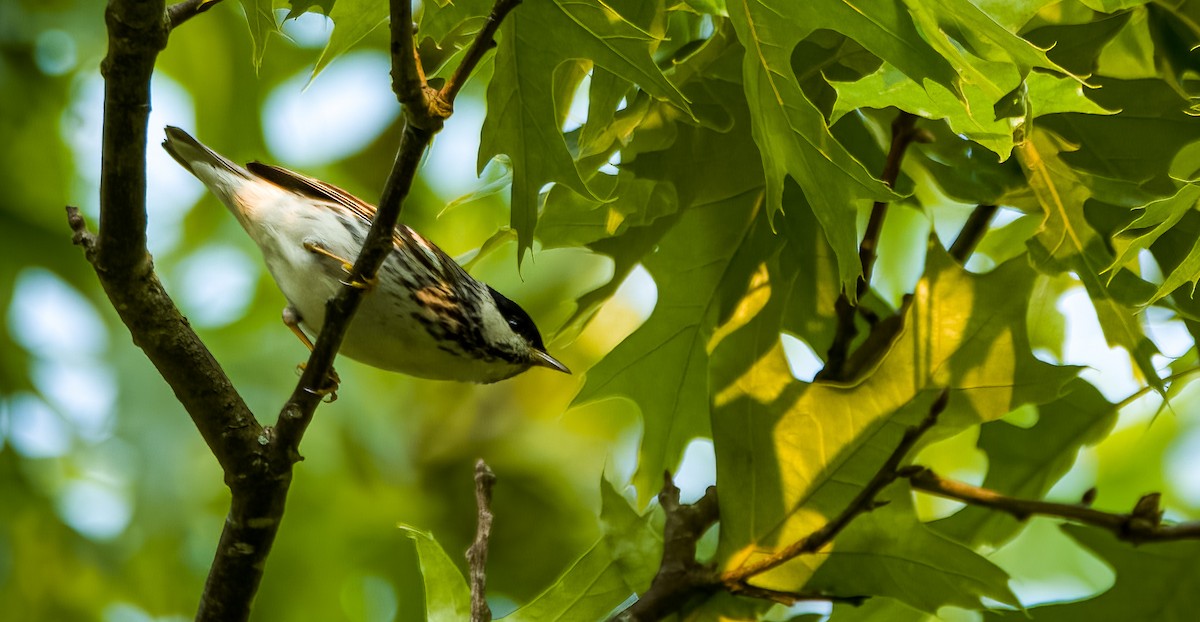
[162,126,253,207]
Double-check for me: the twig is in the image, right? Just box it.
[818,111,925,382]
[167,0,226,30]
[948,204,998,263]
[468,460,497,622]
[723,389,948,585]
[611,475,720,621]
[442,0,523,104]
[906,468,1200,543]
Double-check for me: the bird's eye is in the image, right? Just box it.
[508,318,519,328]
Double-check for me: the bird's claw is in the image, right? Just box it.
[339,275,377,290]
[297,362,341,402]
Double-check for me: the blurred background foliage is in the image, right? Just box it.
[0,1,657,619]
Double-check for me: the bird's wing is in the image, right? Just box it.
[245,161,475,286]
[247,161,378,223]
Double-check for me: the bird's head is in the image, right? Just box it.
[480,286,570,380]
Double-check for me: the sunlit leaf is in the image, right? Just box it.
[713,246,1076,590]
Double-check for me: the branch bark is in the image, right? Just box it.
[468,460,497,622]
[819,111,927,382]
[948,204,998,263]
[71,0,258,474]
[70,1,523,620]
[611,475,720,622]
[167,0,226,30]
[906,467,1200,543]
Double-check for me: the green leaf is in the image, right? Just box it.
[420,0,493,45]
[1040,78,1200,191]
[1024,12,1132,77]
[399,526,470,622]
[239,0,280,69]
[480,0,690,264]
[902,0,1069,100]
[1017,127,1161,387]
[809,485,1019,612]
[988,525,1200,620]
[573,194,770,502]
[934,379,1117,547]
[311,0,389,79]
[727,6,898,295]
[1107,182,1200,281]
[505,480,660,621]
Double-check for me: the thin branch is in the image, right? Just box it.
[611,475,720,622]
[723,389,948,585]
[948,204,998,263]
[167,0,226,30]
[859,112,919,295]
[468,460,497,622]
[442,0,523,104]
[818,111,925,382]
[906,468,1200,543]
[728,584,867,607]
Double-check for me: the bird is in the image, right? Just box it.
[161,126,570,384]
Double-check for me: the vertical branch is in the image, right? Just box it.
[948,204,999,263]
[612,475,720,622]
[818,111,925,382]
[468,460,498,622]
[96,0,168,272]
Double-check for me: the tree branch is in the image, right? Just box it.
[948,204,998,263]
[70,0,258,474]
[723,389,948,585]
[612,475,720,621]
[906,467,1200,543]
[442,0,522,105]
[819,111,927,382]
[167,0,226,30]
[468,460,497,622]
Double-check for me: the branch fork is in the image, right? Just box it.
[69,1,524,620]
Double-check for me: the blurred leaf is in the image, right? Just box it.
[311,0,389,78]
[505,479,660,621]
[987,525,1200,620]
[400,526,471,622]
[239,0,279,68]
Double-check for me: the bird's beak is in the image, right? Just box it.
[531,350,571,374]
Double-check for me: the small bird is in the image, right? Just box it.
[161,126,569,383]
